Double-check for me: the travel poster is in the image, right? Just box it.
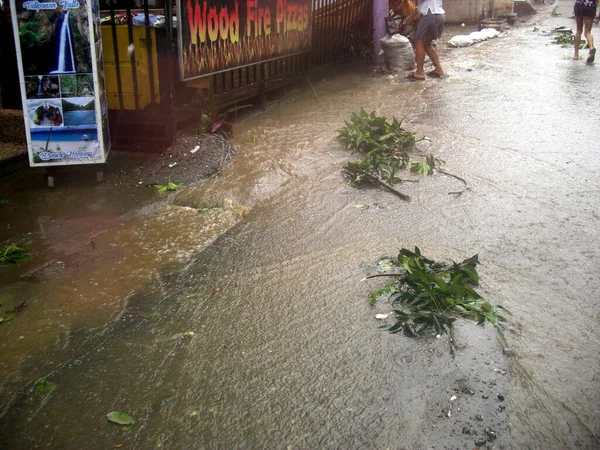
[178,0,312,80]
[10,0,110,166]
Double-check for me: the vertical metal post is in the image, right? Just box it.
[341,0,350,51]
[109,0,124,110]
[313,0,320,65]
[333,0,340,56]
[326,0,333,63]
[142,0,156,107]
[125,0,140,110]
[164,0,174,114]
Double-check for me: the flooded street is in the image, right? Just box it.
[1,1,600,448]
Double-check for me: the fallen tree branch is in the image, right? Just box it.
[346,169,411,202]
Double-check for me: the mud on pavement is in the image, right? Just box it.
[0,94,515,449]
[1,99,512,450]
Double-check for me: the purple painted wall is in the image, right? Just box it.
[373,0,389,64]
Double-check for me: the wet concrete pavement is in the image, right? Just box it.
[1,1,600,448]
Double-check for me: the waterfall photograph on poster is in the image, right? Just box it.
[178,0,312,80]
[24,75,60,98]
[14,0,92,76]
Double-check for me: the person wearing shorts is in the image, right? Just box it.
[403,0,445,80]
[573,0,598,63]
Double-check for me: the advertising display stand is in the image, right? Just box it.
[10,0,110,185]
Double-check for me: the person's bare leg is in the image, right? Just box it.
[574,15,583,59]
[584,17,595,55]
[424,41,444,75]
[414,40,426,78]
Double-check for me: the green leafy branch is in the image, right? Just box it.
[337,108,418,154]
[338,109,437,197]
[368,247,498,337]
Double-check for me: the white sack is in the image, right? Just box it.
[447,28,500,48]
[380,34,415,71]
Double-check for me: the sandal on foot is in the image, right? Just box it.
[587,48,596,64]
[427,71,445,78]
[407,73,426,81]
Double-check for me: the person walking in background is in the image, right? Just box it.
[402,0,445,80]
[573,0,597,63]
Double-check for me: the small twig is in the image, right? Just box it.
[365,273,403,279]
[399,111,412,125]
[438,169,467,186]
[449,324,456,358]
[304,71,319,102]
[13,301,27,313]
[438,169,469,195]
[210,140,235,179]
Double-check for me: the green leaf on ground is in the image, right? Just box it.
[34,380,57,393]
[0,312,17,323]
[377,259,394,272]
[106,411,134,425]
[0,301,27,324]
[155,178,182,195]
[0,244,31,265]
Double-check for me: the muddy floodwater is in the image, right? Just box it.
[1,2,599,448]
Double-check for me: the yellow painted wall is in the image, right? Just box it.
[101,25,160,110]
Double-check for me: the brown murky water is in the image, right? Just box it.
[1,3,599,448]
